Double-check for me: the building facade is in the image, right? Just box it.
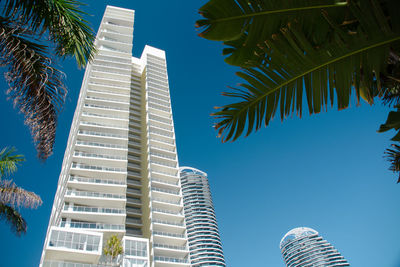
[280,227,350,267]
[40,6,190,267]
[179,167,225,266]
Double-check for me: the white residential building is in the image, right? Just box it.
[179,167,225,266]
[40,6,190,267]
[280,227,350,266]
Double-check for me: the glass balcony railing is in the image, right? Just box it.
[69,175,125,185]
[153,231,185,239]
[60,221,125,230]
[151,187,179,195]
[154,256,188,264]
[78,130,127,139]
[153,243,187,251]
[148,103,170,113]
[66,190,125,200]
[152,219,184,227]
[152,197,181,205]
[88,79,129,89]
[92,66,130,75]
[152,208,182,216]
[84,103,128,112]
[80,121,127,130]
[76,141,126,149]
[63,205,125,214]
[150,151,176,160]
[151,178,179,186]
[150,144,175,152]
[88,88,129,98]
[71,163,125,173]
[149,128,173,138]
[86,94,128,104]
[74,151,127,161]
[151,170,178,177]
[82,111,126,120]
[151,160,176,168]
[43,260,109,267]
[148,92,170,103]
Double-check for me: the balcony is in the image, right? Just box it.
[46,227,102,263]
[62,205,125,224]
[152,208,183,217]
[153,231,186,239]
[65,190,125,208]
[68,175,126,194]
[153,219,184,228]
[74,151,127,161]
[151,187,179,196]
[153,243,187,251]
[152,197,181,206]
[70,162,126,180]
[154,256,189,266]
[60,221,125,231]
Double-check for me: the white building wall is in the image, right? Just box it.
[40,6,189,267]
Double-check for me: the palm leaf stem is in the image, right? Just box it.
[204,3,348,24]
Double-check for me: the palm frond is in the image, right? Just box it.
[0,203,27,235]
[0,180,42,209]
[378,109,400,141]
[0,147,24,178]
[384,143,400,183]
[2,0,96,67]
[197,0,348,66]
[210,0,400,142]
[0,17,66,160]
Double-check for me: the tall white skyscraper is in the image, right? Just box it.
[40,6,190,267]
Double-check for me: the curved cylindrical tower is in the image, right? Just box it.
[280,227,350,267]
[179,167,226,266]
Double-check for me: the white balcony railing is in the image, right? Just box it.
[63,205,125,214]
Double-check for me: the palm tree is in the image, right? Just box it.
[0,147,42,235]
[196,0,400,180]
[0,0,95,160]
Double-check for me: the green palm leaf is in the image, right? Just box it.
[206,0,400,142]
[197,0,348,66]
[0,147,24,178]
[2,0,96,67]
[384,144,400,183]
[0,203,27,235]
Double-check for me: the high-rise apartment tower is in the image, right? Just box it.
[179,167,225,266]
[40,6,190,267]
[280,227,350,267]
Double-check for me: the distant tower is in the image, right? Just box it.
[180,167,226,266]
[280,227,349,266]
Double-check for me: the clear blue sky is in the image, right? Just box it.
[1,1,400,266]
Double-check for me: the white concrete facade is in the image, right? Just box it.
[40,6,189,267]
